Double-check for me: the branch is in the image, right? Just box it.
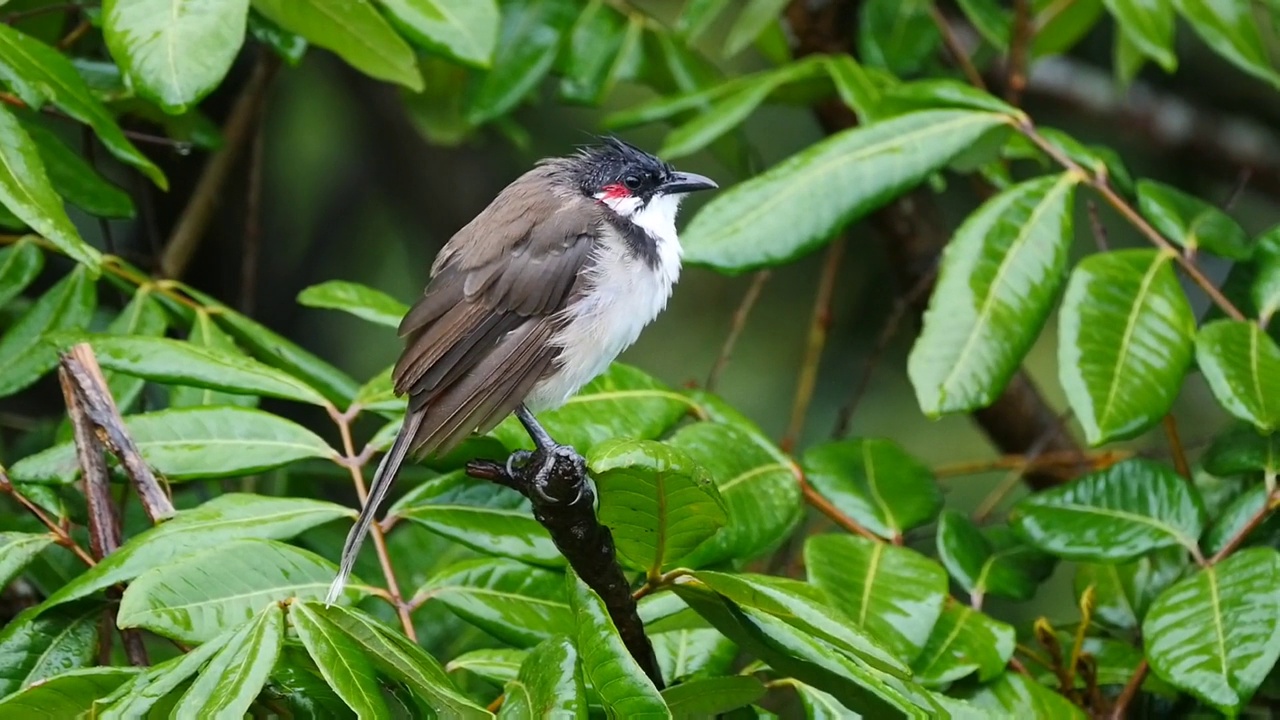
[1018,120,1246,321]
[159,52,280,279]
[1208,490,1279,564]
[328,406,417,641]
[1006,0,1033,105]
[782,238,845,453]
[928,5,987,91]
[466,455,664,690]
[1110,659,1148,719]
[59,345,175,522]
[706,270,771,392]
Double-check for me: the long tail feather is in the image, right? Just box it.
[325,411,423,605]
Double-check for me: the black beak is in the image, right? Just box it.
[661,171,718,194]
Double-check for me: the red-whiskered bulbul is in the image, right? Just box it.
[325,138,716,602]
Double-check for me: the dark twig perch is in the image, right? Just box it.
[466,453,664,689]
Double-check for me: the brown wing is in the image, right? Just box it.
[391,172,601,457]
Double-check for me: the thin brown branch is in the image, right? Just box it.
[159,52,280,279]
[0,469,96,566]
[798,466,879,541]
[706,270,770,392]
[1006,0,1033,105]
[1162,414,1191,480]
[935,449,1130,479]
[59,364,121,560]
[1209,490,1279,564]
[781,238,845,453]
[973,409,1075,521]
[1110,659,1147,719]
[831,265,937,439]
[1019,120,1246,321]
[0,92,191,150]
[928,5,987,90]
[329,406,417,641]
[60,345,175,522]
[1086,200,1108,251]
[55,18,90,50]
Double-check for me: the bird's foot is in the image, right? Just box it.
[503,443,587,505]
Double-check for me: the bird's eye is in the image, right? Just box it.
[623,175,642,190]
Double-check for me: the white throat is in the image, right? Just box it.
[523,191,686,412]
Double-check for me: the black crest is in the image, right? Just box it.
[561,136,674,198]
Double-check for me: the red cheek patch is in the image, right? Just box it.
[602,184,630,200]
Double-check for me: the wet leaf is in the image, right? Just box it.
[936,510,1055,602]
[290,601,390,718]
[911,601,1015,686]
[1137,179,1251,260]
[417,557,571,648]
[0,264,96,399]
[0,239,42,309]
[297,279,408,329]
[802,438,942,540]
[0,601,102,698]
[382,0,499,68]
[567,569,668,717]
[177,603,283,717]
[0,667,138,717]
[499,636,586,719]
[1196,320,1280,432]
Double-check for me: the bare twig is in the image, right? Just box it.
[1222,168,1252,212]
[973,409,1074,521]
[1163,414,1191,480]
[1209,491,1279,564]
[1019,120,1246,321]
[832,265,937,439]
[160,52,280,279]
[0,470,96,566]
[1110,659,1148,719]
[928,5,987,91]
[706,270,770,392]
[0,93,191,150]
[55,18,90,50]
[60,345,176,522]
[1007,0,1033,105]
[328,406,417,641]
[59,365,120,560]
[935,449,1129,479]
[798,467,880,541]
[1086,200,1108,251]
[781,239,845,453]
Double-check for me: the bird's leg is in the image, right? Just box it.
[511,404,587,504]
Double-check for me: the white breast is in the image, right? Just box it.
[524,194,683,412]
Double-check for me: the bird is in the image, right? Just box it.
[325,137,717,603]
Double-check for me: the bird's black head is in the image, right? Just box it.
[564,136,717,204]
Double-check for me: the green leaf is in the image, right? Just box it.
[299,601,492,717]
[1144,547,1280,714]
[0,532,52,588]
[103,0,249,113]
[857,0,939,75]
[0,24,166,187]
[465,0,576,124]
[249,10,308,65]
[936,511,1055,603]
[681,109,1011,274]
[183,286,367,405]
[911,601,1016,686]
[178,603,283,717]
[672,578,927,718]
[23,122,134,219]
[0,106,99,270]
[1032,0,1105,55]
[0,239,42,309]
[99,288,169,412]
[588,438,726,574]
[447,648,527,687]
[491,363,696,454]
[78,334,331,406]
[665,421,802,567]
[1203,424,1280,477]
[0,667,138,717]
[801,438,942,540]
[117,538,366,643]
[955,672,1087,719]
[270,648,366,719]
[0,264,96,399]
[824,54,884,122]
[1103,0,1177,71]
[692,571,907,677]
[956,0,1012,48]
[659,58,828,160]
[417,558,571,648]
[1173,0,1280,89]
[354,365,400,412]
[880,79,1023,117]
[1074,548,1184,630]
[723,0,789,57]
[652,628,736,683]
[804,534,948,664]
[251,0,422,90]
[40,494,349,610]
[677,0,732,40]
[169,308,258,409]
[558,1,643,106]
[290,601,390,718]
[1058,249,1196,444]
[297,279,408,329]
[909,174,1079,415]
[1251,225,1280,323]
[1203,484,1277,556]
[1136,179,1251,260]
[1011,458,1205,561]
[661,675,765,716]
[11,406,337,484]
[393,470,562,567]
[567,569,668,718]
[381,0,499,68]
[97,625,236,718]
[1196,320,1280,432]
[499,636,586,719]
[0,601,102,698]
